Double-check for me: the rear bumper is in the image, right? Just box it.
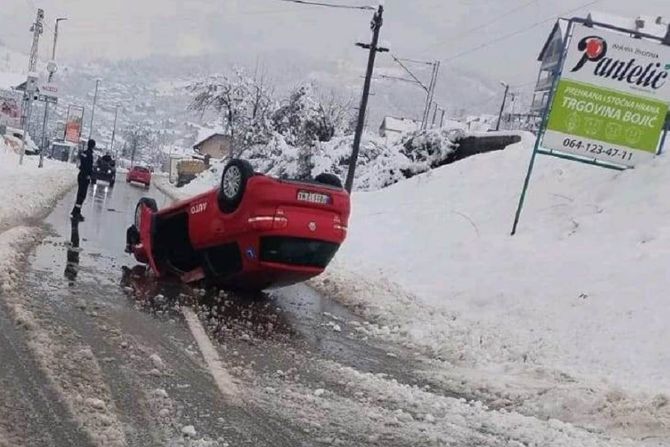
[93,172,115,182]
[127,175,151,184]
[201,232,341,289]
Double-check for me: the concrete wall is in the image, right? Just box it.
[439,133,522,167]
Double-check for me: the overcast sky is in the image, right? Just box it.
[1,0,669,86]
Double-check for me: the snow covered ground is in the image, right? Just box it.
[156,132,670,443]
[311,132,670,441]
[0,140,77,290]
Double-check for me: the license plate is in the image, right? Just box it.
[297,190,331,205]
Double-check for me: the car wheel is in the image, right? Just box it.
[110,180,115,187]
[314,173,343,189]
[218,159,253,213]
[90,177,97,185]
[134,197,158,229]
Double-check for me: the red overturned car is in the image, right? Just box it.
[125,159,350,290]
[126,165,152,188]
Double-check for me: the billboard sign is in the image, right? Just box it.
[542,24,670,167]
[64,106,84,144]
[0,89,23,128]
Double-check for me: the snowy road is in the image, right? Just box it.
[0,180,643,446]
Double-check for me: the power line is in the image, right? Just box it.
[277,0,375,10]
[510,80,538,88]
[441,0,602,63]
[390,54,429,92]
[421,0,539,52]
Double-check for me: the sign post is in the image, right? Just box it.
[511,18,670,235]
[38,82,59,168]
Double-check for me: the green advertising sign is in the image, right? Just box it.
[512,20,670,235]
[541,23,670,168]
[548,79,667,152]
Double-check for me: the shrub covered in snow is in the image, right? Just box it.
[183,69,467,192]
[399,128,462,174]
[180,128,463,193]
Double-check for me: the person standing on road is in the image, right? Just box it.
[70,139,95,222]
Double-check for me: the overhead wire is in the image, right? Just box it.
[390,54,430,92]
[421,0,539,52]
[440,0,602,63]
[277,0,375,11]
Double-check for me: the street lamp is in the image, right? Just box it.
[89,78,101,140]
[495,81,510,132]
[47,17,67,83]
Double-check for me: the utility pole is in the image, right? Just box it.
[431,102,439,128]
[495,82,510,131]
[345,4,387,193]
[19,8,44,166]
[388,56,440,130]
[110,105,119,157]
[39,18,67,168]
[440,108,446,128]
[88,79,100,140]
[421,61,440,130]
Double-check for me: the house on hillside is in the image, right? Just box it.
[0,72,25,91]
[193,132,233,159]
[531,13,670,116]
[379,116,420,143]
[0,73,27,130]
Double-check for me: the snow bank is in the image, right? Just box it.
[0,141,76,288]
[313,131,670,438]
[0,142,77,233]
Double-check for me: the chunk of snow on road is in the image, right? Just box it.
[153,388,168,399]
[314,388,325,397]
[85,398,106,411]
[181,425,197,437]
[327,322,342,333]
[149,353,165,370]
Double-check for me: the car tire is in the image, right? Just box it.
[218,159,254,213]
[134,197,158,229]
[90,177,97,185]
[110,179,115,187]
[314,173,343,189]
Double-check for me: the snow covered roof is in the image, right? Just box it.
[380,116,420,134]
[0,72,26,90]
[193,131,231,150]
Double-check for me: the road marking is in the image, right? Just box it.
[182,307,241,404]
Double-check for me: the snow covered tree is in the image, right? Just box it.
[123,124,153,165]
[272,84,337,147]
[187,69,273,156]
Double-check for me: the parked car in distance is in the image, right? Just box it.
[126,165,152,188]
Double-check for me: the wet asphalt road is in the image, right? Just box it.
[1,180,455,446]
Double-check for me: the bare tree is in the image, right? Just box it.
[123,124,153,166]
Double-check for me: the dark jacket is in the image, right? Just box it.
[79,150,93,178]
